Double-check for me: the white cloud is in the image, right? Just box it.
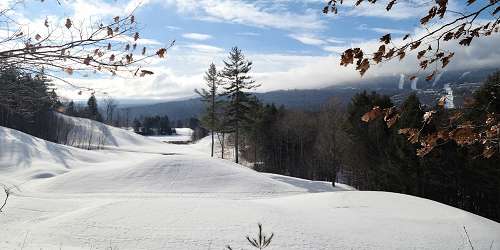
[182,33,213,41]
[236,32,260,36]
[0,0,13,9]
[183,44,225,53]
[322,46,347,53]
[257,33,500,91]
[166,25,182,30]
[110,36,163,46]
[10,0,500,101]
[343,0,431,20]
[56,69,203,101]
[165,0,325,31]
[289,33,326,46]
[326,38,345,44]
[371,27,409,34]
[55,33,500,101]
[69,0,121,21]
[125,0,151,13]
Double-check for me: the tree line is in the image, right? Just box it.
[197,62,500,222]
[0,67,127,149]
[0,67,61,141]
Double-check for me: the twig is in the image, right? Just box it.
[463,226,474,250]
[20,231,29,250]
[0,184,11,212]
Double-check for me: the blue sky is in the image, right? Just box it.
[4,0,500,100]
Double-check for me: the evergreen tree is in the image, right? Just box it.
[132,118,142,133]
[221,47,260,163]
[159,115,172,135]
[472,70,500,114]
[176,120,183,128]
[196,63,222,157]
[66,101,76,116]
[0,68,60,140]
[188,117,200,130]
[86,94,102,122]
[394,93,424,195]
[344,91,394,189]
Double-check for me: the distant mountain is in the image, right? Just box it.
[119,68,498,121]
[120,98,204,121]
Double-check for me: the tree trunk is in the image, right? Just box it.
[221,132,225,159]
[254,139,258,163]
[235,125,239,163]
[211,83,216,158]
[211,130,214,157]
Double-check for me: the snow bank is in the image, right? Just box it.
[54,113,164,149]
[31,154,310,195]
[0,126,118,177]
[147,128,193,143]
[1,191,499,250]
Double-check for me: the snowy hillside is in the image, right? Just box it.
[1,117,499,249]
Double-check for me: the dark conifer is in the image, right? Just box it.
[220,47,260,163]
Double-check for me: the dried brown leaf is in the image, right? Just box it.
[64,67,73,75]
[386,0,396,10]
[83,56,91,65]
[140,69,154,77]
[380,34,391,44]
[437,96,446,107]
[417,50,426,59]
[107,27,113,36]
[65,18,72,29]
[361,106,383,122]
[156,48,167,58]
[356,58,370,76]
[425,71,436,81]
[410,41,421,50]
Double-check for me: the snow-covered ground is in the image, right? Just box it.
[1,116,499,249]
[147,128,193,143]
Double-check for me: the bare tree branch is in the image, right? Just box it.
[0,184,11,212]
[325,0,499,79]
[0,1,174,92]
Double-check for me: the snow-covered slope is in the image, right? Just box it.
[1,117,500,249]
[0,126,127,186]
[0,126,312,196]
[54,113,166,149]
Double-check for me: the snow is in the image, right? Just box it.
[411,77,418,90]
[147,128,193,143]
[1,116,500,249]
[444,83,456,109]
[459,71,471,79]
[398,74,405,90]
[432,71,445,87]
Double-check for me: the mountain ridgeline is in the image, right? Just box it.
[120,68,496,121]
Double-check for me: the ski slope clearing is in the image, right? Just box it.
[147,128,193,143]
[1,117,499,249]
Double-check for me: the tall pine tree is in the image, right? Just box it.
[221,47,260,163]
[196,63,222,157]
[86,94,103,122]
